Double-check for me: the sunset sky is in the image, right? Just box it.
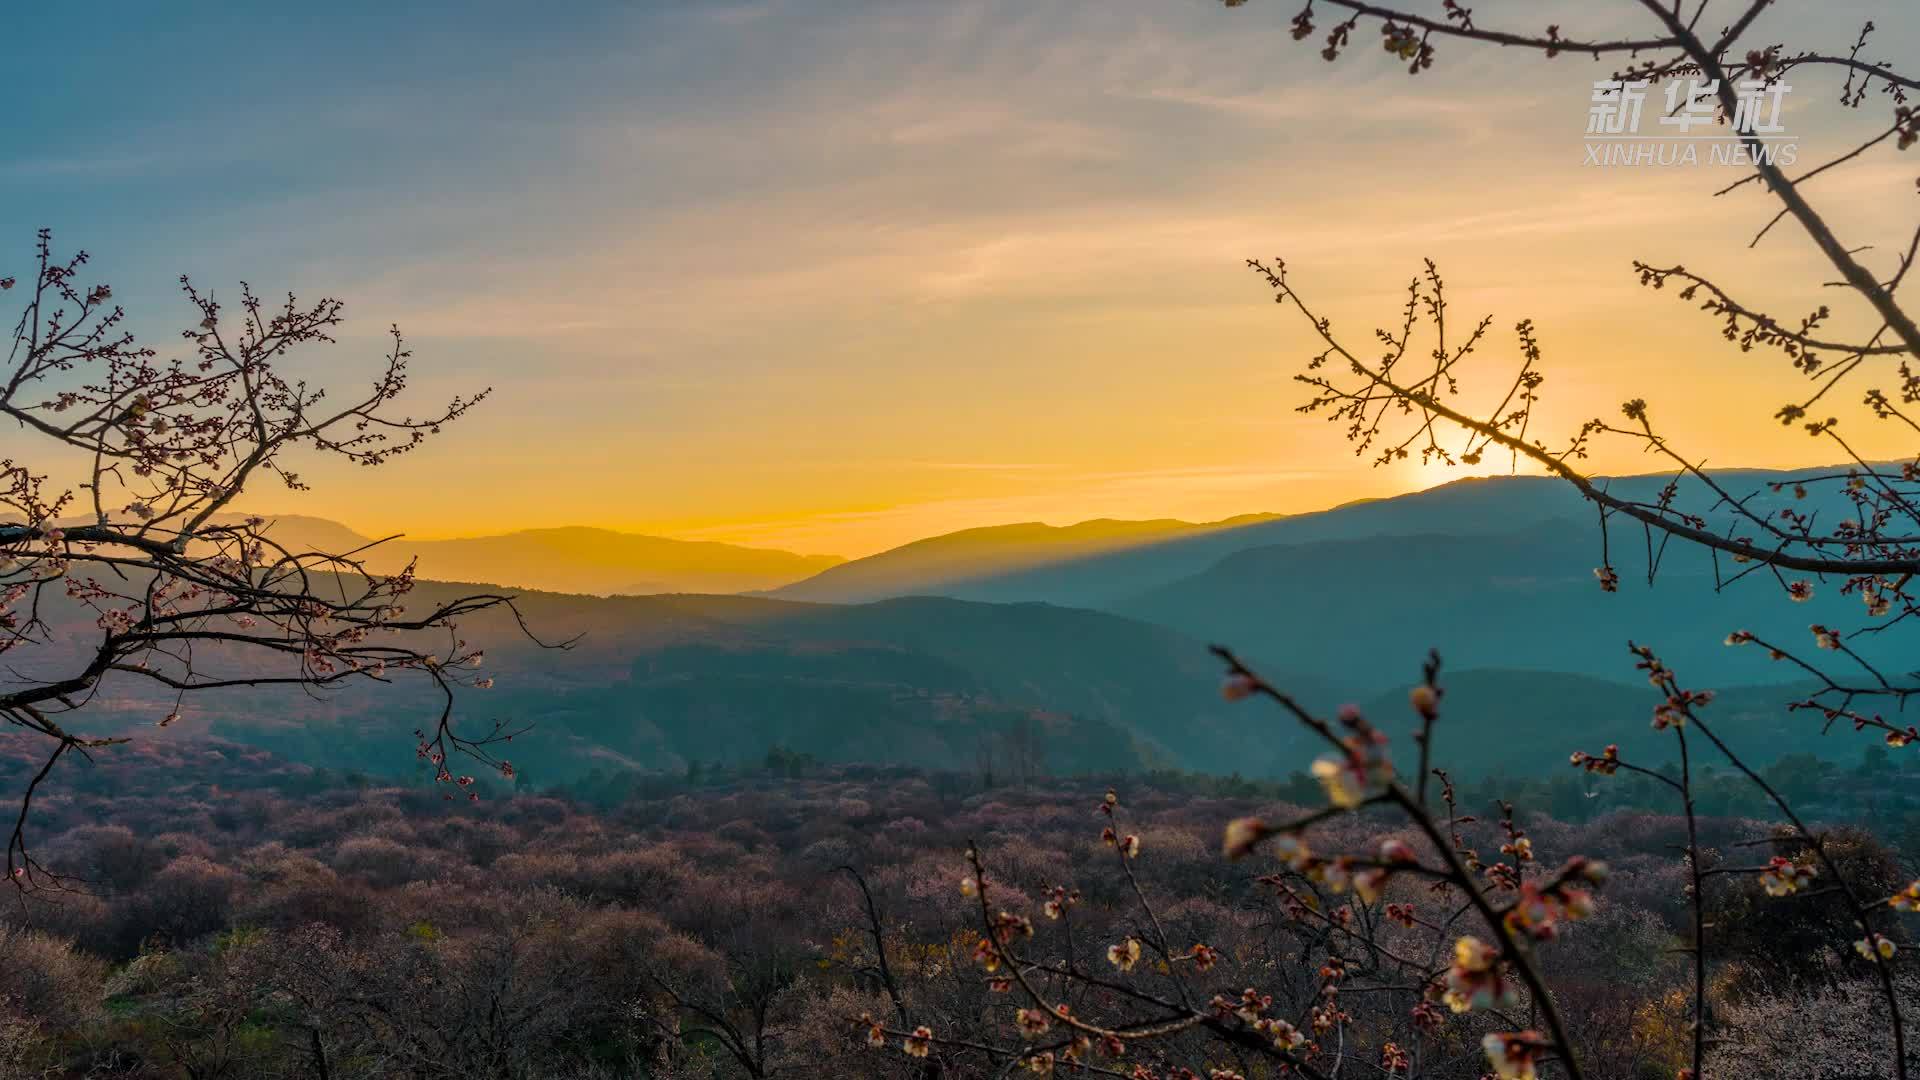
[4,1,1914,557]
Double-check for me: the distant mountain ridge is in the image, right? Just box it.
[51,585,1283,782]
[207,516,845,597]
[52,464,1850,606]
[765,513,1280,605]
[15,464,1894,788]
[768,468,1845,609]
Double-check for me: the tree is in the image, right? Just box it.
[1224,2,1920,1074]
[1708,823,1908,993]
[849,3,1920,1078]
[0,230,559,886]
[1240,1,1920,740]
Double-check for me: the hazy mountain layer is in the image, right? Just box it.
[769,468,1854,608]
[20,466,1894,788]
[1116,512,1890,692]
[48,584,1279,783]
[218,516,844,596]
[767,514,1279,605]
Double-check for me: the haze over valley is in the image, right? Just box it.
[98,464,1894,790]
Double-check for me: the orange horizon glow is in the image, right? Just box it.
[16,3,1914,561]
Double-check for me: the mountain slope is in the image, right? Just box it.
[768,515,1277,605]
[768,467,1871,609]
[462,591,1304,777]
[21,557,1886,794]
[218,516,842,596]
[33,583,1286,782]
[1117,514,1895,692]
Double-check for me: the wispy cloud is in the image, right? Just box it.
[8,0,1911,553]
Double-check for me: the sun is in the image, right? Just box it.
[1396,451,1519,493]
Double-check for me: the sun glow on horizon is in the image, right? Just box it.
[1396,453,1544,497]
[12,1,1911,562]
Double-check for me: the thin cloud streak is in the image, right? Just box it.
[3,0,1911,554]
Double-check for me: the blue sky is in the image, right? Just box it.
[4,2,1914,555]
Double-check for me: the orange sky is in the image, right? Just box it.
[10,2,1915,558]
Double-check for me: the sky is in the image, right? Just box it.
[3,1,1916,557]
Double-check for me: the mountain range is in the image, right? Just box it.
[229,464,1847,612]
[768,469,1851,607]
[34,463,1897,788]
[761,513,1280,606]
[215,516,844,596]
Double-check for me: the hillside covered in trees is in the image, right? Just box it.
[9,0,1920,1078]
[4,737,1915,1078]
